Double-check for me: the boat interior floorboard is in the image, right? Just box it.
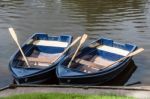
[18,49,62,68]
[69,45,130,73]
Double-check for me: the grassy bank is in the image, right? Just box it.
[0,92,134,99]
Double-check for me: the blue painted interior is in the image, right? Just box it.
[96,38,136,61]
[35,46,65,54]
[57,65,84,77]
[32,34,71,54]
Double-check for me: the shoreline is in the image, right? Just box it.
[0,84,150,99]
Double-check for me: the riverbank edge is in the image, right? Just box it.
[0,84,150,99]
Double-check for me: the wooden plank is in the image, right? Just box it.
[97,45,130,56]
[75,59,106,70]
[33,40,69,47]
[19,56,58,64]
[93,57,114,67]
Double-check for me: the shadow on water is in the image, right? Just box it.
[101,60,137,86]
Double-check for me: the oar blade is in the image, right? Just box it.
[8,27,30,67]
[80,34,88,44]
[9,28,18,43]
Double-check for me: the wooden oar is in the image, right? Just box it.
[19,36,81,64]
[76,48,144,70]
[8,28,30,67]
[67,34,88,68]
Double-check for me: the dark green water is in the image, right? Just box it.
[0,0,150,87]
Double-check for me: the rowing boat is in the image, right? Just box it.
[56,37,137,85]
[9,33,72,84]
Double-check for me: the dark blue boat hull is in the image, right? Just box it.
[12,67,57,84]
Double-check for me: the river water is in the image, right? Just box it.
[0,0,150,87]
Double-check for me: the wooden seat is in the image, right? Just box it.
[76,58,106,70]
[93,57,114,67]
[19,52,62,67]
[33,40,69,48]
[97,45,129,56]
[19,56,56,64]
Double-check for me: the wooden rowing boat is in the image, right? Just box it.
[9,33,72,84]
[56,37,138,85]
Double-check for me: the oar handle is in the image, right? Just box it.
[128,48,144,57]
[110,48,144,66]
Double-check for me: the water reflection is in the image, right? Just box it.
[102,60,137,86]
[61,0,147,37]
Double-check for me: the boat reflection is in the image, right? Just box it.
[101,60,137,86]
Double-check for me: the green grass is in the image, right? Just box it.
[0,92,134,99]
